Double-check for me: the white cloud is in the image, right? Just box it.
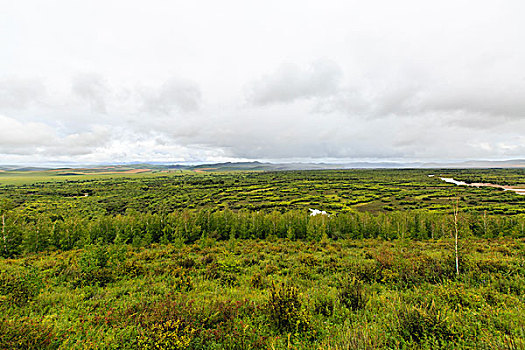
[0,115,55,153]
[0,0,524,164]
[0,114,111,157]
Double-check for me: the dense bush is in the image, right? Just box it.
[396,301,456,346]
[313,294,334,316]
[0,207,524,258]
[0,317,59,349]
[266,282,310,334]
[73,243,126,287]
[137,318,196,350]
[0,266,42,306]
[249,272,267,289]
[338,277,368,311]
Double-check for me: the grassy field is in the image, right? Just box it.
[1,168,524,349]
[1,169,524,215]
[0,166,180,186]
[2,238,524,349]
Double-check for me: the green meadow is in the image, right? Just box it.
[1,168,524,349]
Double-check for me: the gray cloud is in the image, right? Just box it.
[0,114,111,157]
[72,74,109,114]
[0,78,46,110]
[420,83,525,120]
[140,79,202,114]
[323,76,525,125]
[247,60,343,105]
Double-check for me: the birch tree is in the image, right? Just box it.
[452,197,460,276]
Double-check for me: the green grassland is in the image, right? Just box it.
[2,238,524,349]
[0,166,179,186]
[440,168,525,187]
[1,169,524,216]
[1,168,524,349]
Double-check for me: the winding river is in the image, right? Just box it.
[430,175,525,195]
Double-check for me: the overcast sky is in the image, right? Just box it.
[1,0,524,165]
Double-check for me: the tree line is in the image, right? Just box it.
[2,206,524,257]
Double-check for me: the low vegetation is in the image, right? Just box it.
[1,238,524,349]
[1,169,524,348]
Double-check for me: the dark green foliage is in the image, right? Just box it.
[338,278,368,311]
[219,273,238,287]
[200,254,215,265]
[117,258,145,278]
[0,206,523,255]
[435,282,484,310]
[180,257,196,269]
[73,243,125,287]
[396,301,456,346]
[134,296,265,350]
[492,275,525,296]
[168,267,193,292]
[313,294,334,316]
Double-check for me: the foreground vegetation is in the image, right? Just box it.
[1,238,524,349]
[1,168,524,348]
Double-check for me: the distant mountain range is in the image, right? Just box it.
[1,159,524,172]
[419,159,525,168]
[169,159,525,171]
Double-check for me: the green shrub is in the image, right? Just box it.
[0,317,59,349]
[204,262,220,280]
[348,260,381,283]
[436,282,484,310]
[313,294,334,316]
[219,273,238,287]
[200,254,215,266]
[476,258,512,274]
[266,282,310,334]
[249,272,267,289]
[73,244,125,287]
[118,259,145,278]
[217,256,241,274]
[73,267,114,288]
[180,257,196,269]
[0,266,42,306]
[492,275,525,296]
[396,301,455,345]
[168,267,193,292]
[263,263,279,276]
[395,255,441,286]
[137,318,196,350]
[338,278,368,311]
[299,254,319,267]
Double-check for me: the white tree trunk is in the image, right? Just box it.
[453,198,460,276]
[2,214,6,254]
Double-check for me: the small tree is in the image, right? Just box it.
[452,197,460,276]
[0,198,20,258]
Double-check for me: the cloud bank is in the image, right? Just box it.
[0,0,524,164]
